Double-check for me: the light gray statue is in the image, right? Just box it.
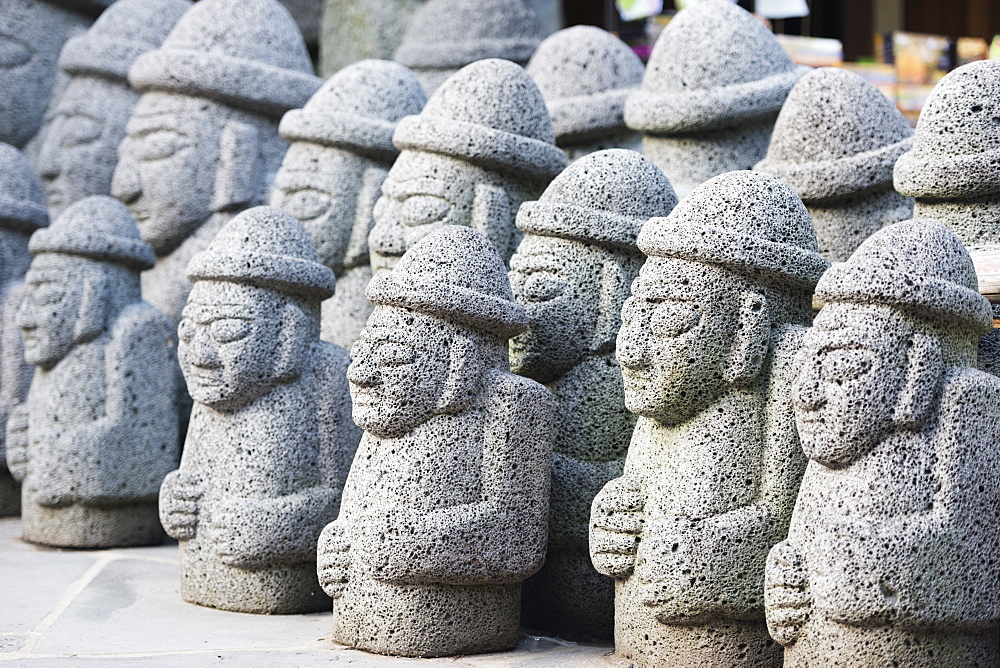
[510,150,676,641]
[111,0,321,326]
[766,219,1000,667]
[6,196,177,548]
[37,0,191,219]
[756,67,913,262]
[368,58,566,278]
[393,0,544,95]
[590,171,829,667]
[159,206,359,614]
[625,0,807,198]
[271,59,426,349]
[318,225,554,657]
[0,144,49,518]
[526,26,644,163]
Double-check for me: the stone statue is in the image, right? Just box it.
[5,196,177,548]
[111,0,321,326]
[159,206,359,614]
[590,171,830,667]
[510,149,676,640]
[0,144,49,517]
[37,0,191,219]
[894,60,1000,376]
[766,219,1000,667]
[271,60,426,349]
[393,0,544,95]
[526,26,644,163]
[756,67,913,262]
[368,58,566,277]
[625,0,807,198]
[318,225,554,657]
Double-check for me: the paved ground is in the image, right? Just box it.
[0,518,626,667]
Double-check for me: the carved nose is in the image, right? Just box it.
[347,359,379,388]
[793,362,826,411]
[16,295,36,330]
[111,156,141,204]
[616,328,647,370]
[367,214,405,258]
[185,328,220,369]
[37,133,60,180]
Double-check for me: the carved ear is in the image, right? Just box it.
[472,183,514,260]
[272,302,310,382]
[892,332,943,430]
[73,272,107,343]
[724,291,770,385]
[590,260,630,354]
[213,121,261,213]
[436,334,484,414]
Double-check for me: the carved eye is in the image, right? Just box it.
[284,189,333,222]
[398,195,451,227]
[59,116,101,148]
[209,318,251,344]
[374,342,415,367]
[821,349,873,383]
[522,273,566,303]
[138,130,187,161]
[178,318,195,343]
[32,285,64,306]
[649,302,700,338]
[0,37,31,68]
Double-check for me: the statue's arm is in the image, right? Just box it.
[0,281,31,463]
[314,343,362,496]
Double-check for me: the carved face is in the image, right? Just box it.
[792,304,908,468]
[178,281,292,412]
[616,258,740,424]
[38,77,137,218]
[270,142,371,273]
[508,235,605,383]
[348,307,456,438]
[18,254,85,369]
[111,93,224,256]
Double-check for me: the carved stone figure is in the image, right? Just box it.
[590,171,829,667]
[625,0,807,198]
[526,26,644,163]
[111,0,321,326]
[756,67,913,262]
[0,144,48,518]
[510,150,676,640]
[318,225,554,657]
[766,219,1000,667]
[368,58,565,277]
[271,60,426,349]
[160,206,359,614]
[5,196,177,548]
[393,0,544,95]
[37,0,191,219]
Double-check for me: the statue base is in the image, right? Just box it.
[21,499,162,548]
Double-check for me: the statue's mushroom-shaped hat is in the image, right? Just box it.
[756,67,913,201]
[60,0,191,83]
[894,59,1000,200]
[393,58,567,183]
[0,143,48,234]
[526,25,644,143]
[129,0,321,119]
[279,60,427,162]
[367,225,527,338]
[626,0,808,135]
[816,219,993,333]
[517,149,675,254]
[187,206,336,301]
[30,196,155,270]
[639,170,829,290]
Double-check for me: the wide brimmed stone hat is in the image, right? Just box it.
[59,0,191,83]
[517,149,675,254]
[894,60,1000,200]
[393,59,567,183]
[756,67,913,201]
[816,219,993,332]
[187,206,335,301]
[279,60,426,162]
[526,26,644,143]
[394,0,542,71]
[129,0,321,119]
[30,196,155,270]
[639,171,829,290]
[367,225,527,338]
[626,0,808,135]
[0,143,48,234]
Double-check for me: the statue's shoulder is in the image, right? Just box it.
[482,369,554,417]
[939,365,1000,412]
[310,340,351,377]
[111,301,174,342]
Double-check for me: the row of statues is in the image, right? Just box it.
[2,0,1000,665]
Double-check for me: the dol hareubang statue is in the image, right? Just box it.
[319,226,554,657]
[6,196,178,548]
[159,207,359,614]
[766,220,1000,667]
[590,171,829,667]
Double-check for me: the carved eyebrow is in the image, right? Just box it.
[53,97,102,123]
[509,254,565,273]
[360,328,412,345]
[380,177,452,200]
[631,278,698,302]
[181,303,255,323]
[125,114,190,138]
[273,171,331,192]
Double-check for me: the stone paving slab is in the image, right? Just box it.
[0,519,627,667]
